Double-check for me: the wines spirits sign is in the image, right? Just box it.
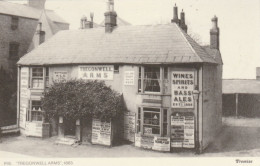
[171,71,195,108]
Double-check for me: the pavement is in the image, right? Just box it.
[0,117,259,158]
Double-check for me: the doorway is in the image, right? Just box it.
[64,118,76,136]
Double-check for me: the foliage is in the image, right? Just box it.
[41,80,125,121]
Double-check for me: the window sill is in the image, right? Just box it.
[29,88,45,90]
[137,93,171,96]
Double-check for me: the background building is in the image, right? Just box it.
[0,0,69,74]
[0,0,69,131]
[223,68,260,118]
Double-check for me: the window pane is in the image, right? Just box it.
[32,78,43,88]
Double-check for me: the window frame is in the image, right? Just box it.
[9,42,19,59]
[11,16,19,30]
[114,65,119,73]
[29,100,43,122]
[139,107,169,137]
[138,66,170,94]
[30,67,49,89]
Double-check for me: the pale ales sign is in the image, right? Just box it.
[53,71,68,83]
[78,65,114,80]
[171,71,194,108]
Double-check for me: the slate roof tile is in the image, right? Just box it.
[18,23,219,65]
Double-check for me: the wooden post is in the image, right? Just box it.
[58,116,64,137]
[75,119,81,141]
[235,93,238,118]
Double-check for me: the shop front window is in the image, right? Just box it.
[31,68,44,89]
[31,100,43,122]
[143,108,160,135]
[143,67,160,92]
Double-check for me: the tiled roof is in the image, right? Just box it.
[202,46,223,64]
[0,1,68,24]
[223,79,260,94]
[18,23,219,65]
[0,1,41,19]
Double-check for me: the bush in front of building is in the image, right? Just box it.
[41,80,124,121]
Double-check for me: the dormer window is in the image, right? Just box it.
[11,16,19,30]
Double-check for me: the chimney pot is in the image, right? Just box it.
[210,15,220,49]
[256,67,260,80]
[105,0,117,33]
[171,3,179,24]
[37,22,45,45]
[180,9,188,33]
[28,0,46,9]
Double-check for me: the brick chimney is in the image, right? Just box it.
[210,15,220,49]
[180,9,188,33]
[171,4,179,24]
[28,0,46,9]
[37,22,45,45]
[105,0,117,33]
[80,13,94,29]
[256,67,260,80]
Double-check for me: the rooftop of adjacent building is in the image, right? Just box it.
[223,68,260,94]
[0,0,69,24]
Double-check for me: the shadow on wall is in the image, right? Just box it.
[204,125,260,153]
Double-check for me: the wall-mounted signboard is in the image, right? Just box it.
[123,112,135,142]
[53,71,68,83]
[124,71,135,85]
[92,119,112,146]
[171,71,194,108]
[78,66,114,80]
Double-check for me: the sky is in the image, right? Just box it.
[10,0,260,79]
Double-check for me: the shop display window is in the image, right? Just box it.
[143,108,160,135]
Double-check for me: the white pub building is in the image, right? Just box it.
[17,1,222,153]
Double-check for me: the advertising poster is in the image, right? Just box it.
[152,136,170,152]
[124,71,135,85]
[25,122,42,137]
[140,135,154,149]
[171,113,195,148]
[20,67,29,89]
[135,133,141,147]
[78,65,114,80]
[123,112,135,142]
[183,115,195,148]
[92,119,112,146]
[53,71,68,83]
[171,71,195,108]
